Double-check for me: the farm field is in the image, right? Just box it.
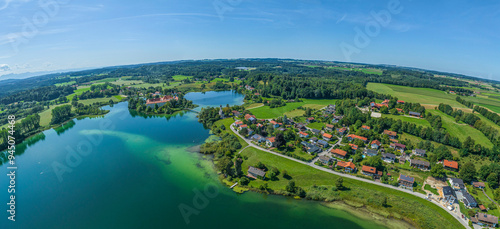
[427,110,493,148]
[172,75,192,81]
[111,79,144,86]
[283,109,305,118]
[383,114,431,127]
[368,83,500,114]
[367,83,467,108]
[326,66,383,75]
[66,87,92,100]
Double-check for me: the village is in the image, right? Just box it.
[229,100,499,228]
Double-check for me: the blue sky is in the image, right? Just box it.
[0,0,499,79]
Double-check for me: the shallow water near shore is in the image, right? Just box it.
[1,91,390,229]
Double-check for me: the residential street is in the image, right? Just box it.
[230,124,469,228]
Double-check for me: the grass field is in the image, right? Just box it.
[111,79,144,86]
[246,103,264,109]
[66,87,92,100]
[39,103,69,126]
[250,103,306,119]
[239,147,463,229]
[367,83,467,108]
[39,97,120,126]
[55,81,76,86]
[383,114,431,127]
[283,109,305,118]
[368,83,500,114]
[306,122,325,130]
[428,110,493,148]
[79,97,120,106]
[326,66,383,75]
[113,95,126,101]
[249,99,336,119]
[172,75,192,81]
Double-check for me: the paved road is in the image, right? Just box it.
[483,189,500,208]
[230,124,468,228]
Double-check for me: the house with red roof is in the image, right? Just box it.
[299,132,309,138]
[234,121,244,127]
[347,134,368,143]
[443,159,459,171]
[245,114,256,122]
[349,143,358,153]
[361,125,371,130]
[362,165,378,178]
[336,161,357,173]
[337,127,347,136]
[322,133,333,141]
[266,137,276,147]
[390,143,406,153]
[371,140,381,149]
[383,130,397,139]
[331,148,347,159]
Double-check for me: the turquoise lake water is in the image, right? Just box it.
[0,91,387,229]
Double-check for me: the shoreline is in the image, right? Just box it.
[321,201,416,229]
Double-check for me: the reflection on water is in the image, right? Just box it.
[54,120,76,135]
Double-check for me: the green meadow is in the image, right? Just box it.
[427,110,493,148]
[249,99,336,119]
[368,83,500,114]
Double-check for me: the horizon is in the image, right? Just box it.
[0,57,494,83]
[0,0,499,80]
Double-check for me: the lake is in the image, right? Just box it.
[0,91,387,229]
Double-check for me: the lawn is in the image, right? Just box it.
[367,83,467,108]
[427,110,493,148]
[250,103,305,119]
[383,114,431,127]
[424,184,439,195]
[307,122,325,130]
[239,147,463,229]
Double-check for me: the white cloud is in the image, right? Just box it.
[0,64,11,71]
